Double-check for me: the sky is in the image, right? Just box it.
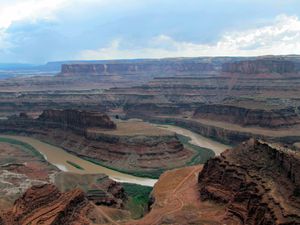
[0,0,300,63]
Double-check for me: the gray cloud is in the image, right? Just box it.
[0,0,300,63]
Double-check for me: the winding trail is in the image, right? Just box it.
[95,203,120,225]
[149,167,200,225]
[127,165,204,225]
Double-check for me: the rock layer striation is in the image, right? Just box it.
[0,184,92,225]
[38,109,116,130]
[198,139,300,224]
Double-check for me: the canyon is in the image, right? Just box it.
[0,55,300,224]
[1,56,300,146]
[0,109,208,179]
[2,138,299,224]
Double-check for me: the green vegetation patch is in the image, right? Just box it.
[177,134,215,165]
[83,157,164,179]
[66,160,85,170]
[122,183,153,219]
[0,137,44,160]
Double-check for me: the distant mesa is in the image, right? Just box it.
[193,104,299,128]
[222,58,300,74]
[58,56,300,77]
[59,60,215,76]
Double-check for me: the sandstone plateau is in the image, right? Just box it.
[60,60,215,77]
[222,58,300,74]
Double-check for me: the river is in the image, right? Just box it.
[0,135,157,187]
[0,124,229,187]
[154,124,230,155]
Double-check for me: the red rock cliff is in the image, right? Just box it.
[0,184,92,225]
[198,139,300,224]
[38,109,116,130]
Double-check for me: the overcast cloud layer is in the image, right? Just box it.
[0,0,299,63]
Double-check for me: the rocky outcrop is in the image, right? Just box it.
[0,140,126,210]
[38,109,116,130]
[198,139,300,224]
[125,102,300,128]
[193,104,299,128]
[0,142,58,210]
[1,110,116,136]
[0,184,92,225]
[222,58,300,74]
[54,173,126,208]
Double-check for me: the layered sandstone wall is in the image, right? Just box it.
[38,109,116,130]
[142,116,300,145]
[124,102,299,128]
[198,139,300,224]
[0,110,116,136]
[0,184,92,225]
[222,59,300,74]
[60,61,214,76]
[124,103,196,117]
[193,104,299,128]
